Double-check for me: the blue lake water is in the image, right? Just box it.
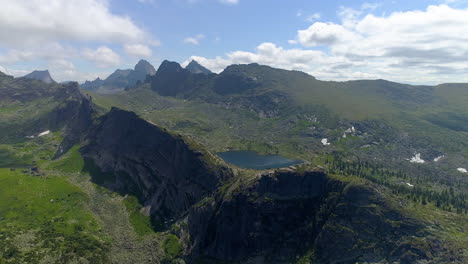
[217,151,302,170]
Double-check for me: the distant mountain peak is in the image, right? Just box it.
[134,59,156,76]
[23,70,56,84]
[158,60,185,73]
[186,60,212,74]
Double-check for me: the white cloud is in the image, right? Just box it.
[298,22,359,46]
[184,34,205,45]
[0,0,159,82]
[124,44,153,58]
[306,13,321,22]
[0,43,77,64]
[48,59,103,82]
[219,0,239,4]
[82,46,121,68]
[0,0,150,46]
[186,5,468,84]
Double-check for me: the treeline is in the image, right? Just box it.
[325,156,467,214]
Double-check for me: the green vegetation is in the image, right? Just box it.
[325,155,467,214]
[295,249,314,264]
[48,145,84,172]
[163,234,183,260]
[0,168,109,263]
[0,147,31,168]
[123,196,154,236]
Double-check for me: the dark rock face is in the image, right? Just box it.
[186,60,212,75]
[213,72,259,95]
[188,171,328,263]
[187,171,436,264]
[53,84,97,158]
[150,60,192,96]
[23,70,56,84]
[80,108,233,225]
[313,183,431,264]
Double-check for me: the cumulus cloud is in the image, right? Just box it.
[0,0,149,46]
[82,46,121,68]
[187,5,468,84]
[184,34,205,45]
[298,22,359,46]
[124,44,153,58]
[0,0,158,81]
[0,43,77,64]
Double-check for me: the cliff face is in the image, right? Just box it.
[73,107,443,264]
[187,170,329,263]
[52,84,97,158]
[187,171,436,264]
[80,108,233,226]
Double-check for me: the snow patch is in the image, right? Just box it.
[343,126,356,138]
[321,138,330,146]
[37,130,50,137]
[26,135,35,139]
[406,183,414,187]
[409,153,425,164]
[345,126,356,134]
[433,155,444,162]
[457,168,467,173]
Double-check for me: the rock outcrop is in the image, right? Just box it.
[74,107,441,264]
[186,171,437,264]
[23,70,56,84]
[185,60,213,75]
[80,108,233,226]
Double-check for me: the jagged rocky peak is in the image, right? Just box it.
[185,59,212,74]
[134,59,156,76]
[23,70,56,84]
[157,60,185,73]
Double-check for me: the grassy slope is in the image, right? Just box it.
[0,134,110,263]
[50,142,190,263]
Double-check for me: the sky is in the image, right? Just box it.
[0,0,467,84]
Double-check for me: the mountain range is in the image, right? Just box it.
[0,59,467,264]
[81,59,156,94]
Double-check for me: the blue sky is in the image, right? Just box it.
[0,0,467,84]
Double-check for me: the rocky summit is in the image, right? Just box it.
[23,70,56,84]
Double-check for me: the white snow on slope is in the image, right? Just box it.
[38,130,50,137]
[409,153,425,164]
[321,138,330,146]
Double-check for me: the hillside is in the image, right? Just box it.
[90,62,468,194]
[0,67,466,263]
